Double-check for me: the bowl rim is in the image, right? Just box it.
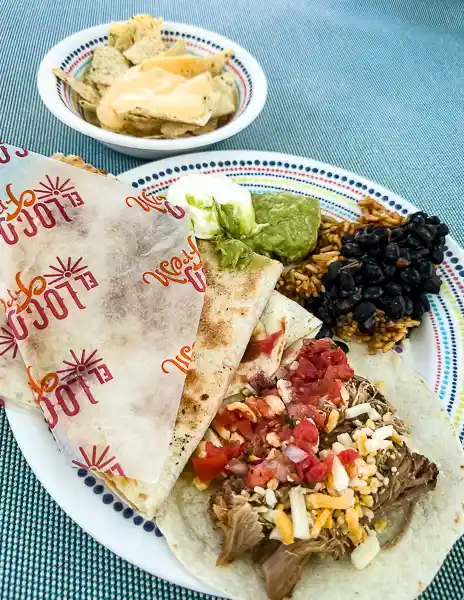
[37,20,268,151]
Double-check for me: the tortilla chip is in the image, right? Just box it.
[79,99,101,126]
[87,46,130,86]
[51,153,109,175]
[131,14,163,41]
[122,109,164,136]
[164,39,187,57]
[95,83,109,96]
[108,14,163,52]
[141,50,232,78]
[109,22,136,52]
[159,117,219,138]
[123,36,166,64]
[211,73,238,118]
[52,68,100,104]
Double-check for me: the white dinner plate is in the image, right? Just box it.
[6,150,464,597]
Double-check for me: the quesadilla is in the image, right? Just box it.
[103,242,282,517]
[158,342,464,600]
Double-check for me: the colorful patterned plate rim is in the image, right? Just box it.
[5,150,463,599]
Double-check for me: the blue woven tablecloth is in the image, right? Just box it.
[1,1,463,599]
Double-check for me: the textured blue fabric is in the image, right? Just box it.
[0,1,463,599]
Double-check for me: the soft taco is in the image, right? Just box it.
[158,341,464,600]
[103,242,283,517]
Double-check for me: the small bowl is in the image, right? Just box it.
[37,21,267,159]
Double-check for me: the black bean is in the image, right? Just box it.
[316,325,334,339]
[363,263,383,282]
[385,281,402,295]
[431,247,444,264]
[358,315,376,335]
[420,292,431,312]
[383,264,397,278]
[406,267,421,285]
[374,228,389,245]
[401,282,413,294]
[334,339,349,353]
[366,224,377,233]
[325,261,343,285]
[390,228,405,242]
[339,289,353,298]
[339,271,355,291]
[363,286,383,300]
[384,242,400,262]
[342,242,363,258]
[357,233,377,248]
[412,298,426,319]
[328,285,340,299]
[424,224,437,238]
[410,249,430,261]
[419,261,434,279]
[354,301,377,322]
[413,227,434,246]
[406,235,422,250]
[422,274,442,294]
[347,287,363,305]
[436,223,449,236]
[408,212,427,228]
[404,296,413,316]
[435,235,446,249]
[362,255,378,265]
[315,304,336,327]
[332,299,354,317]
[427,216,441,225]
[381,295,406,320]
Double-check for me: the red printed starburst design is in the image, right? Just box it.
[34,175,84,207]
[43,257,87,287]
[72,445,125,475]
[34,175,75,201]
[0,325,18,359]
[57,349,103,381]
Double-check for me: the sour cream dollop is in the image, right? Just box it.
[166,173,256,239]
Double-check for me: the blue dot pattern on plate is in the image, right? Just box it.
[77,468,162,536]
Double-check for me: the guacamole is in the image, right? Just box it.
[215,191,321,268]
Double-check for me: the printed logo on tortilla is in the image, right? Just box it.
[0,257,98,342]
[126,190,185,219]
[0,175,84,245]
[0,323,18,359]
[161,344,194,375]
[72,445,125,476]
[28,348,113,429]
[0,142,28,165]
[142,235,206,292]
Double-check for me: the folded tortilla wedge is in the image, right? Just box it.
[157,343,464,600]
[103,242,282,517]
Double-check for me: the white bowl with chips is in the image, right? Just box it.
[37,21,267,159]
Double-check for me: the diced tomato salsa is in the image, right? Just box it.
[191,339,355,488]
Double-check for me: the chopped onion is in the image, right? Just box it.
[331,455,350,492]
[372,425,394,440]
[284,445,309,464]
[337,432,355,448]
[268,459,291,482]
[345,403,371,419]
[289,486,310,540]
[228,460,248,477]
[351,533,380,570]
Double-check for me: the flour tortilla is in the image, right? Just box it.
[158,343,464,600]
[226,291,321,397]
[103,243,282,517]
